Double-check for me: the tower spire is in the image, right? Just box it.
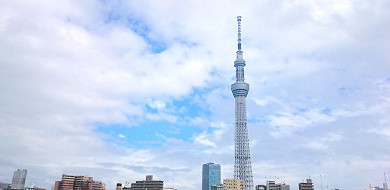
[237,16,242,51]
[231,16,254,190]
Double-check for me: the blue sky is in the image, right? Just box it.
[1,0,390,190]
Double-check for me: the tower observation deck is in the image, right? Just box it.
[231,16,254,190]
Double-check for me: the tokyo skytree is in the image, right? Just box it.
[231,16,254,190]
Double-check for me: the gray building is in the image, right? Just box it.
[130,175,163,190]
[0,182,11,190]
[255,181,290,190]
[255,185,266,190]
[202,163,221,190]
[11,169,27,190]
[298,179,314,190]
[211,184,224,190]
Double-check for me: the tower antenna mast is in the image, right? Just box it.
[231,16,254,190]
[237,16,242,51]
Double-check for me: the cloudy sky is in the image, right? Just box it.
[1,0,389,190]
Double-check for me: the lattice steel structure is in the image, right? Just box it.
[231,16,254,190]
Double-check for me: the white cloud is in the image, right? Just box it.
[147,100,166,110]
[304,132,342,150]
[193,132,216,148]
[1,0,389,190]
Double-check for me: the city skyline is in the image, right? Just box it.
[1,1,390,190]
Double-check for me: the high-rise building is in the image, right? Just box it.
[55,174,101,190]
[231,16,254,190]
[202,163,221,190]
[298,179,314,190]
[59,174,75,190]
[224,179,244,190]
[130,175,163,190]
[11,169,27,190]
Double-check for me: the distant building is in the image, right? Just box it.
[202,163,221,190]
[122,182,130,190]
[211,184,224,190]
[255,181,290,190]
[298,179,314,190]
[75,176,93,190]
[267,181,280,190]
[281,185,290,190]
[11,169,27,190]
[0,182,11,190]
[59,174,75,190]
[116,183,122,190]
[130,175,163,190]
[54,174,102,190]
[255,185,266,190]
[25,182,46,190]
[224,179,244,190]
[81,180,103,190]
[54,181,61,190]
[162,188,177,190]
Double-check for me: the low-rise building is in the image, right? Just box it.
[298,179,314,190]
[130,175,163,190]
[224,179,244,190]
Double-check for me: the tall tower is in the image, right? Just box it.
[231,16,254,190]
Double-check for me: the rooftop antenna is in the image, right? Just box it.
[320,175,323,190]
[237,16,242,51]
[385,173,387,183]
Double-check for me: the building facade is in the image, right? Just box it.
[54,174,102,190]
[211,184,224,190]
[202,163,221,190]
[298,179,314,190]
[255,185,266,190]
[0,182,11,190]
[267,181,281,190]
[11,169,27,190]
[224,179,244,190]
[81,181,103,190]
[130,175,163,190]
[231,16,254,190]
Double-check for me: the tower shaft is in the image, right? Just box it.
[231,16,254,190]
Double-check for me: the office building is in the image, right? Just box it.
[231,16,254,190]
[255,181,290,190]
[211,184,224,190]
[11,169,27,190]
[0,182,11,190]
[298,179,314,190]
[267,181,281,190]
[54,174,101,190]
[202,163,221,190]
[224,179,244,190]
[255,185,266,190]
[81,180,103,190]
[130,175,163,190]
